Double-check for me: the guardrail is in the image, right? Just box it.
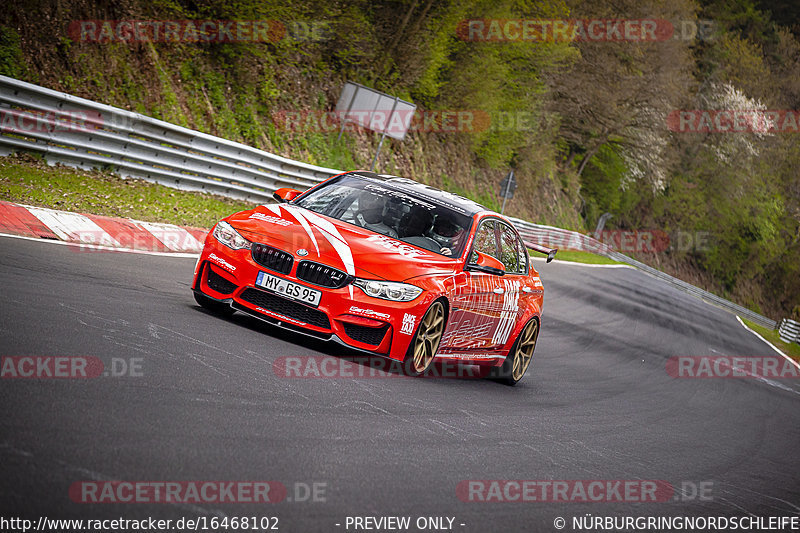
[779,319,800,344]
[0,75,341,202]
[0,75,778,330]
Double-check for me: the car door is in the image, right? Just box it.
[490,221,532,348]
[441,218,506,351]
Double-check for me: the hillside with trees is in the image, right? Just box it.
[0,0,798,319]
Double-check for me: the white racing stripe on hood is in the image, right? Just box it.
[297,210,355,274]
[264,204,282,216]
[281,205,320,256]
[286,206,357,298]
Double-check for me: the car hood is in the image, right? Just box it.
[227,204,460,281]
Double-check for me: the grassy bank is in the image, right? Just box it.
[547,249,624,266]
[741,318,800,364]
[0,155,252,228]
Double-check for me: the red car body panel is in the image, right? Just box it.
[192,172,545,369]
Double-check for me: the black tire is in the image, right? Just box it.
[193,291,235,317]
[403,301,446,376]
[490,318,539,386]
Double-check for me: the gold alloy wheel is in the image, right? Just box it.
[511,320,538,381]
[411,302,445,374]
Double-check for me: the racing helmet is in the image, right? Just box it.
[398,206,434,238]
[432,214,463,243]
[357,191,385,224]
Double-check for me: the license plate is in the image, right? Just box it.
[255,271,322,307]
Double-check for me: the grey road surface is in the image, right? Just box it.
[1,236,798,532]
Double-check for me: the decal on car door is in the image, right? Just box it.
[441,273,504,350]
[491,279,521,346]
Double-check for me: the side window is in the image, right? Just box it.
[517,235,528,273]
[470,220,499,262]
[499,223,526,274]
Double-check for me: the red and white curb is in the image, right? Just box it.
[0,201,208,255]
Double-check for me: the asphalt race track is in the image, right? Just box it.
[1,235,798,532]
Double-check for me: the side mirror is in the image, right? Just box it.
[273,188,302,203]
[466,251,506,276]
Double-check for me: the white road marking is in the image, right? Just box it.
[0,232,200,257]
[530,256,632,268]
[736,316,800,371]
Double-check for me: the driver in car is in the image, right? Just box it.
[355,191,398,238]
[430,214,465,256]
[397,206,440,252]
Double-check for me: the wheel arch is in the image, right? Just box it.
[503,313,541,358]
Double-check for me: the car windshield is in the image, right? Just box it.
[294,175,473,257]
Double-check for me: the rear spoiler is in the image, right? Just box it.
[528,243,558,263]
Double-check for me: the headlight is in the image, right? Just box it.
[353,278,423,302]
[213,220,251,250]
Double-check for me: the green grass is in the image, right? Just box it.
[0,154,254,228]
[741,318,800,363]
[542,249,625,265]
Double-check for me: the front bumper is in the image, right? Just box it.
[192,239,436,361]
